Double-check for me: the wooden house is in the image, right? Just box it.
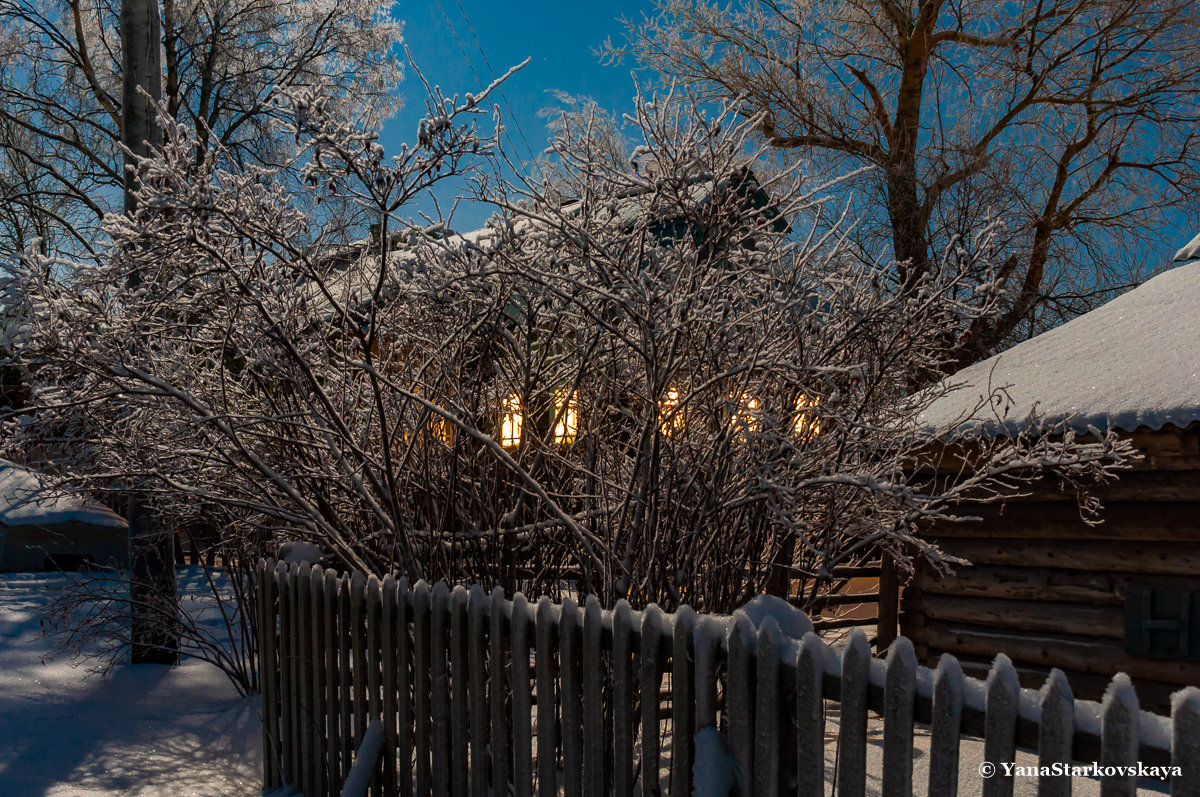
[901,256,1200,712]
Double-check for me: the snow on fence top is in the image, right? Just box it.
[919,260,1200,437]
[0,460,126,528]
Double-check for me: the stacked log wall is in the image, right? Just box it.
[902,424,1200,713]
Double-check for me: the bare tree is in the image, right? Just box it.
[0,0,404,261]
[606,0,1200,366]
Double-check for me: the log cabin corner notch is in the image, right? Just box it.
[901,254,1200,713]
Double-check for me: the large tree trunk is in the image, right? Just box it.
[122,0,178,666]
[121,0,162,215]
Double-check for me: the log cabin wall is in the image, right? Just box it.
[901,423,1200,713]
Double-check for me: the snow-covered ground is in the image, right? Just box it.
[0,571,262,796]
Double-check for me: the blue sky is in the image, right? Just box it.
[380,0,653,230]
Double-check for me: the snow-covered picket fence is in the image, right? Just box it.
[257,560,1200,797]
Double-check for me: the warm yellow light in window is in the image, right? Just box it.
[429,416,454,445]
[659,388,684,436]
[794,394,820,439]
[553,391,578,444]
[501,394,522,448]
[733,393,761,434]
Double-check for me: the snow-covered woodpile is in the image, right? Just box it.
[904,259,1200,712]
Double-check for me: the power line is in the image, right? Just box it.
[430,0,537,164]
[449,0,538,163]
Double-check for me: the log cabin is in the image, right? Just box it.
[902,254,1200,712]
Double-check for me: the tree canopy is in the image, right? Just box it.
[0,0,404,260]
[607,0,1200,365]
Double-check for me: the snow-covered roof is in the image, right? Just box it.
[919,261,1200,437]
[0,461,127,528]
[305,171,786,315]
[1174,231,1200,263]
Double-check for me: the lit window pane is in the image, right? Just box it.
[659,388,683,436]
[553,391,578,444]
[794,394,820,439]
[501,394,522,448]
[734,393,761,434]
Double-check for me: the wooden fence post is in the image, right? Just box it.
[982,653,1019,797]
[534,596,558,797]
[877,552,900,652]
[753,617,782,797]
[694,617,722,732]
[395,578,412,797]
[640,604,665,797]
[837,629,871,797]
[882,637,916,797]
[277,562,295,790]
[366,575,384,797]
[467,586,488,797]
[1099,674,1139,797]
[928,654,963,797]
[297,562,313,797]
[430,583,452,797]
[726,612,756,793]
[324,569,343,791]
[582,596,605,797]
[310,565,327,797]
[671,606,697,797]
[412,581,432,797]
[1037,668,1074,797]
[489,587,510,797]
[379,575,398,797]
[612,600,635,797]
[339,572,355,790]
[1172,687,1200,797]
[450,586,471,797]
[511,594,534,797]
[794,633,825,796]
[561,597,583,797]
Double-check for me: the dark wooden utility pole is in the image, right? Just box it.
[122,0,178,665]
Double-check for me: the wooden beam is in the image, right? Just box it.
[925,501,1200,541]
[876,552,900,651]
[905,595,1124,639]
[831,565,882,577]
[812,615,878,630]
[906,620,1200,686]
[910,565,1200,606]
[990,470,1200,503]
[929,538,1200,575]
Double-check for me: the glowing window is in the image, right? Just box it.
[794,395,821,439]
[429,416,454,445]
[553,391,578,444]
[501,394,523,448]
[659,388,684,436]
[733,393,761,434]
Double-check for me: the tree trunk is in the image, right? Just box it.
[121,0,162,216]
[122,0,178,665]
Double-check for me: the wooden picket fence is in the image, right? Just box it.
[256,560,1200,797]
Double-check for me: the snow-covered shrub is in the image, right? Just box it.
[1,78,1134,657]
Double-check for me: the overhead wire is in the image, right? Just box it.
[430,0,538,164]
[449,0,538,163]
